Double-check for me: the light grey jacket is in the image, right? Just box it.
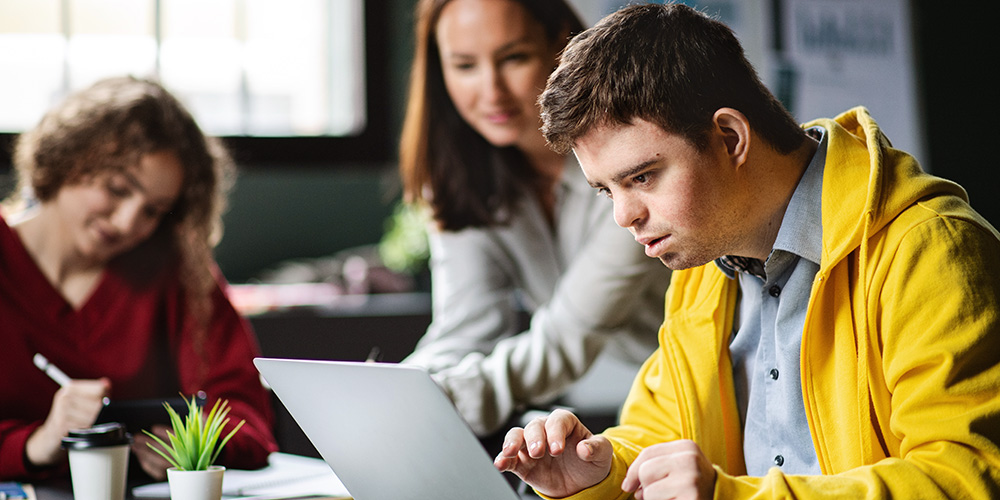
[403,161,670,436]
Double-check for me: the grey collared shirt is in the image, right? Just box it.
[717,126,827,476]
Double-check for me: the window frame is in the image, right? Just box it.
[0,0,393,170]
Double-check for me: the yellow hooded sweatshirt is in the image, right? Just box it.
[565,108,1000,499]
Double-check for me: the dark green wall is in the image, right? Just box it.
[214,164,401,283]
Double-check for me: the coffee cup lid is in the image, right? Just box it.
[61,422,132,450]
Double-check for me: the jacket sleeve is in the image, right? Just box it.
[541,350,684,500]
[558,214,1000,500]
[531,330,702,500]
[406,215,668,436]
[175,270,278,470]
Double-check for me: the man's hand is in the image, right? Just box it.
[621,440,716,500]
[132,424,173,481]
[26,378,110,467]
[493,409,614,498]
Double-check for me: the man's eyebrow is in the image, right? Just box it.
[610,159,658,185]
[586,159,659,189]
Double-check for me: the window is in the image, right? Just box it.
[0,0,391,165]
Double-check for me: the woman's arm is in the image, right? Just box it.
[410,203,669,436]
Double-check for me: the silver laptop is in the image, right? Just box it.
[254,357,523,500]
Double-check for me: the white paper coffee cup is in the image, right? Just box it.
[62,422,131,500]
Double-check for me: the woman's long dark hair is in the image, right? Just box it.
[399,0,584,231]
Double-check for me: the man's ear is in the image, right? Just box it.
[713,108,750,169]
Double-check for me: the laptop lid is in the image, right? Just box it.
[254,357,522,500]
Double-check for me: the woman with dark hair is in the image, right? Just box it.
[0,76,277,482]
[399,0,670,436]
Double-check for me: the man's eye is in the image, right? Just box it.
[633,173,647,184]
[596,188,613,200]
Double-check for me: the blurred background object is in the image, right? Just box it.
[0,0,994,288]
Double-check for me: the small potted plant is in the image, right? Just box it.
[144,395,245,500]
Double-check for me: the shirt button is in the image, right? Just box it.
[768,285,781,297]
[769,368,779,380]
[774,455,784,466]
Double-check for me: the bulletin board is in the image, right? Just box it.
[777,0,925,167]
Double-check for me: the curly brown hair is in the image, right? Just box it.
[8,75,234,353]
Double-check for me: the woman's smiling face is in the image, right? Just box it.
[52,150,184,265]
[435,0,560,150]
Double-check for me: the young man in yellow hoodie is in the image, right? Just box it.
[493,4,1000,499]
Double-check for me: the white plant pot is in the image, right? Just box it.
[167,465,225,500]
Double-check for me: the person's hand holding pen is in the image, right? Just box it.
[27,354,111,468]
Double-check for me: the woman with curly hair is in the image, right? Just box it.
[0,76,277,482]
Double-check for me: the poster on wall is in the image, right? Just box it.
[779,0,925,167]
[572,0,769,72]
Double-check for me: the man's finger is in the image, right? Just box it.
[521,416,551,459]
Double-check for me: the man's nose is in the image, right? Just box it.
[613,193,643,229]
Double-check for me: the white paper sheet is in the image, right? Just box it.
[131,453,350,499]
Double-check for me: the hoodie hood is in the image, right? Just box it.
[804,107,969,271]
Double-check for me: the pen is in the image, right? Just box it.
[33,353,111,405]
[33,353,71,386]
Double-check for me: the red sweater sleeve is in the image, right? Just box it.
[0,422,62,481]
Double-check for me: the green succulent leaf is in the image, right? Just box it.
[143,394,246,471]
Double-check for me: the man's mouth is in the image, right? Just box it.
[637,235,668,258]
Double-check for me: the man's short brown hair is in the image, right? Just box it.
[540,3,804,155]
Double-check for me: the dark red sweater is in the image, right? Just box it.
[0,214,277,480]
